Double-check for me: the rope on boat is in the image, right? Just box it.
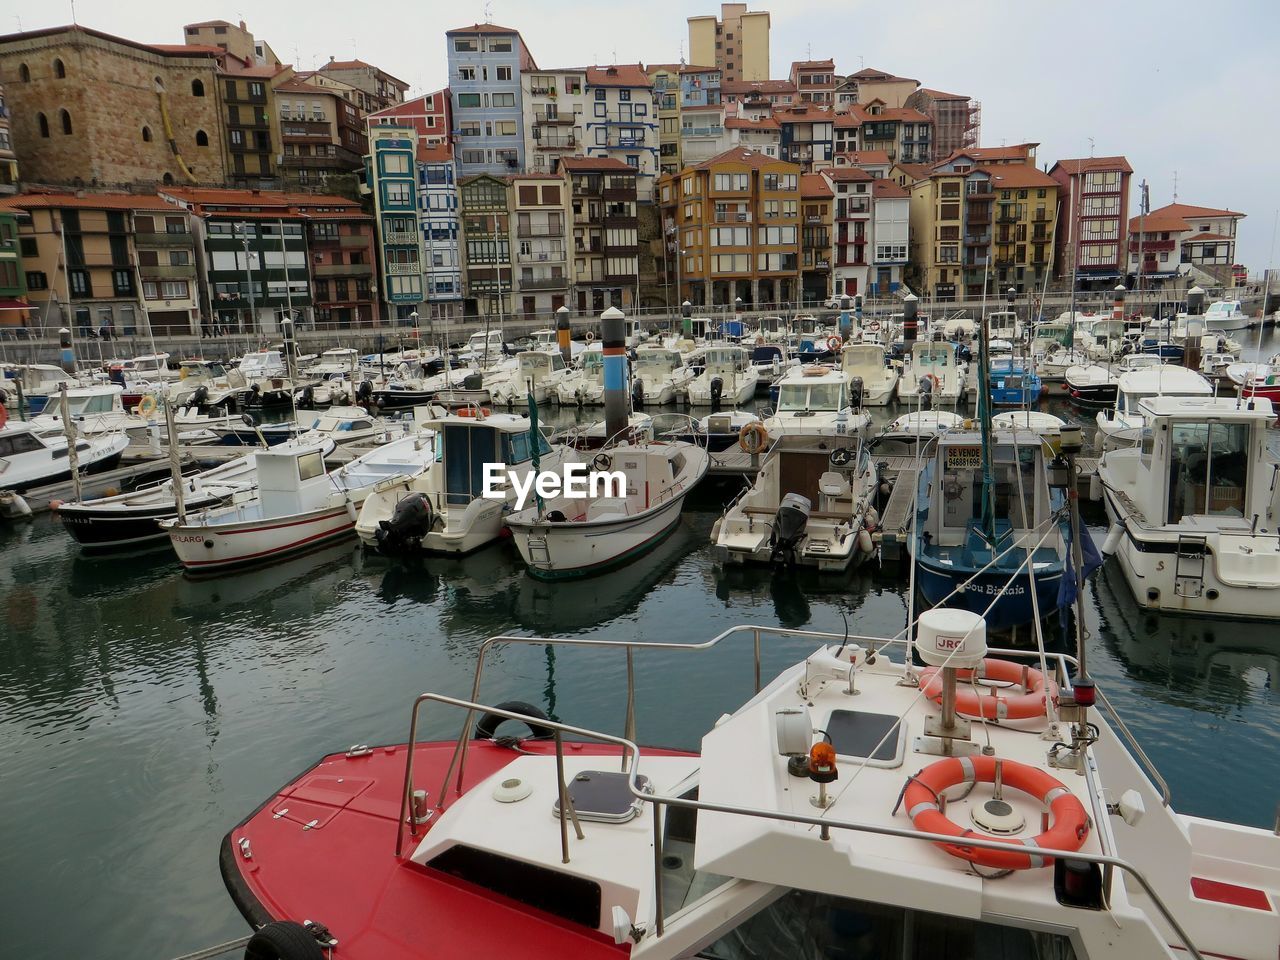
[161,935,251,960]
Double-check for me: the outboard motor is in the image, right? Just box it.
[918,375,934,411]
[462,372,484,391]
[710,375,724,410]
[769,493,812,567]
[375,492,434,554]
[296,385,315,409]
[848,376,864,411]
[190,385,210,408]
[632,376,645,409]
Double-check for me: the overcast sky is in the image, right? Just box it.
[21,0,1280,271]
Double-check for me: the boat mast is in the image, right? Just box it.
[977,259,996,544]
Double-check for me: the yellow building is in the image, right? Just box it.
[657,146,801,308]
[688,4,770,84]
[648,64,682,176]
[221,61,293,187]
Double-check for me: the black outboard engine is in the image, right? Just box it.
[296,385,314,409]
[632,376,645,408]
[710,375,724,409]
[462,372,484,390]
[769,492,812,567]
[375,493,434,553]
[190,385,209,408]
[918,374,934,411]
[848,376,864,411]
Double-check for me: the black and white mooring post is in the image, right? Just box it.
[601,306,628,445]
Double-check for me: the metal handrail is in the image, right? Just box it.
[399,690,1202,960]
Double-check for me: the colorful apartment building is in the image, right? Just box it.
[789,60,835,104]
[559,156,640,313]
[447,23,535,177]
[222,58,292,187]
[1127,203,1247,287]
[657,147,802,308]
[1048,156,1133,288]
[365,125,424,319]
[724,115,780,158]
[418,145,463,320]
[870,179,910,295]
[511,173,569,317]
[648,64,683,176]
[274,76,367,192]
[837,68,919,109]
[316,58,408,114]
[584,65,659,200]
[459,173,515,317]
[837,104,933,165]
[822,167,873,297]
[367,89,453,150]
[181,19,279,68]
[799,173,832,302]
[687,4,771,84]
[522,69,586,174]
[721,79,796,106]
[776,104,834,172]
[905,88,979,160]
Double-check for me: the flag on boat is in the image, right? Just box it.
[1058,524,1104,610]
[528,389,544,515]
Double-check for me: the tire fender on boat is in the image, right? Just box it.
[243,921,326,960]
[474,701,555,741]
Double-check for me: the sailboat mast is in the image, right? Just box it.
[977,262,996,543]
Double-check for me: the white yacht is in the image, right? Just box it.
[686,345,758,406]
[630,345,696,406]
[0,419,128,493]
[29,384,148,441]
[764,364,870,441]
[1096,365,1214,451]
[898,341,966,406]
[1098,395,1280,618]
[839,343,898,406]
[557,344,605,406]
[712,434,878,571]
[1202,299,1254,332]
[488,349,573,407]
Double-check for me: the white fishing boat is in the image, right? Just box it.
[898,341,966,406]
[868,410,964,457]
[629,345,696,406]
[1099,395,1280,618]
[6,363,85,413]
[454,329,509,364]
[488,349,573,407]
[557,344,605,406]
[712,434,878,571]
[162,432,434,572]
[763,364,871,440]
[839,343,898,406]
[1202,298,1254,332]
[1096,365,1214,451]
[0,417,127,494]
[524,328,587,361]
[237,350,301,407]
[993,409,1066,438]
[686,345,758,407]
[357,409,578,556]
[28,384,148,441]
[505,440,708,579]
[167,359,246,411]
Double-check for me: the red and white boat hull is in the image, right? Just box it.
[167,506,354,572]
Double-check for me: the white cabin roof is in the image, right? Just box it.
[1116,367,1212,395]
[1138,395,1274,420]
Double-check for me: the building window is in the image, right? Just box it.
[69,269,90,297]
[26,271,48,290]
[496,66,512,81]
[458,66,475,81]
[196,129,209,146]
[456,93,481,108]
[230,129,243,146]
[18,63,29,82]
[60,109,72,135]
[191,78,204,97]
[113,270,135,296]
[38,112,49,138]
[380,152,411,175]
[488,38,512,52]
[53,58,66,79]
[142,126,153,142]
[248,81,265,98]
[453,38,477,52]
[491,93,515,107]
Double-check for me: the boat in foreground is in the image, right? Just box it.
[221,616,1280,960]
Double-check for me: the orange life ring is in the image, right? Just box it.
[457,406,492,418]
[0,402,7,429]
[904,756,1090,870]
[920,373,940,392]
[866,320,882,333]
[738,421,769,455]
[917,658,1057,721]
[827,335,843,352]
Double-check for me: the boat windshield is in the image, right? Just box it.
[778,382,842,412]
[68,393,116,416]
[1167,421,1249,522]
[636,352,678,373]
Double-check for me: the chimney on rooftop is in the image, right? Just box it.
[239,20,246,31]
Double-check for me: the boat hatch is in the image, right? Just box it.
[551,770,651,824]
[824,709,906,768]
[443,424,498,505]
[427,844,602,928]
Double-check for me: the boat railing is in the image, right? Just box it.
[399,685,1200,959]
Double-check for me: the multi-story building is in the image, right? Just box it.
[908,166,971,302]
[0,209,30,328]
[0,193,196,335]
[558,156,639,313]
[680,105,728,166]
[657,147,801,308]
[459,174,515,317]
[647,64,682,176]
[301,203,379,328]
[1127,203,1247,287]
[822,167,873,297]
[274,77,367,192]
[584,65,659,200]
[0,79,17,193]
[511,173,569,317]
[317,58,408,114]
[837,68,918,109]
[679,65,722,111]
[724,115,780,158]
[221,58,292,187]
[799,172,832,302]
[987,165,1059,295]
[776,104,833,172]
[870,179,909,295]
[905,87,979,160]
[522,69,586,174]
[687,4,771,84]
[181,19,279,67]
[935,143,1037,170]
[364,125,424,319]
[0,25,228,188]
[832,149,893,179]
[418,145,463,321]
[839,104,933,164]
[447,23,535,178]
[721,78,795,106]
[367,89,452,150]
[1048,156,1133,288]
[789,59,835,104]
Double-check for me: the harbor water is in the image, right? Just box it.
[3,363,1280,958]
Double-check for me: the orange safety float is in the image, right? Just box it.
[738,421,769,455]
[917,658,1057,721]
[456,406,492,418]
[920,372,940,392]
[826,335,843,352]
[903,755,1090,870]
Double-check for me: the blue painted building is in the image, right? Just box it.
[583,65,659,201]
[365,125,423,320]
[419,145,463,320]
[446,23,536,177]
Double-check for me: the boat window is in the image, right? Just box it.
[1167,421,1249,522]
[552,354,566,371]
[444,424,498,505]
[696,888,1078,960]
[582,353,603,371]
[0,432,45,456]
[297,451,325,481]
[661,788,731,919]
[427,844,601,929]
[505,431,532,464]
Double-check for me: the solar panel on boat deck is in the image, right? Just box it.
[826,710,904,764]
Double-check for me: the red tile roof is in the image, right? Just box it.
[160,187,362,212]
[823,167,874,182]
[275,79,330,95]
[319,59,408,89]
[978,165,1059,190]
[0,192,177,211]
[937,143,1038,166]
[722,79,797,95]
[894,163,934,183]
[848,67,917,83]
[678,64,719,75]
[150,43,227,55]
[183,19,236,29]
[872,179,909,199]
[1184,232,1232,242]
[877,107,929,123]
[792,59,835,70]
[1128,203,1246,233]
[557,156,638,173]
[916,87,970,101]
[773,105,834,122]
[800,173,833,198]
[1049,156,1133,176]
[585,64,651,88]
[417,143,454,164]
[837,150,892,166]
[222,61,290,79]
[445,23,522,35]
[725,116,780,131]
[694,147,796,171]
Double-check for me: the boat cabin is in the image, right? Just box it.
[40,384,127,419]
[255,444,333,518]
[516,350,568,383]
[1108,366,1212,419]
[633,347,684,376]
[239,351,287,378]
[908,342,959,381]
[986,310,1021,340]
[464,330,507,356]
[776,367,846,415]
[420,412,552,506]
[702,346,750,376]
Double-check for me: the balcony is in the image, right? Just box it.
[139,262,196,279]
[966,212,991,226]
[517,224,565,238]
[602,215,637,229]
[1032,212,1052,222]
[966,187,994,199]
[963,233,990,246]
[519,276,568,290]
[535,111,574,125]
[714,211,752,223]
[995,212,1018,224]
[383,229,418,245]
[535,133,577,149]
[135,231,193,247]
[315,262,373,278]
[1030,232,1051,244]
[602,187,635,202]
[516,248,566,263]
[383,262,420,276]
[1130,239,1175,252]
[680,126,724,138]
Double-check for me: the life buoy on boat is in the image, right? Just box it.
[456,406,491,418]
[738,421,769,455]
[137,394,159,418]
[920,373,940,393]
[827,335,843,353]
[917,658,1057,721]
[474,701,555,741]
[903,755,1090,870]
